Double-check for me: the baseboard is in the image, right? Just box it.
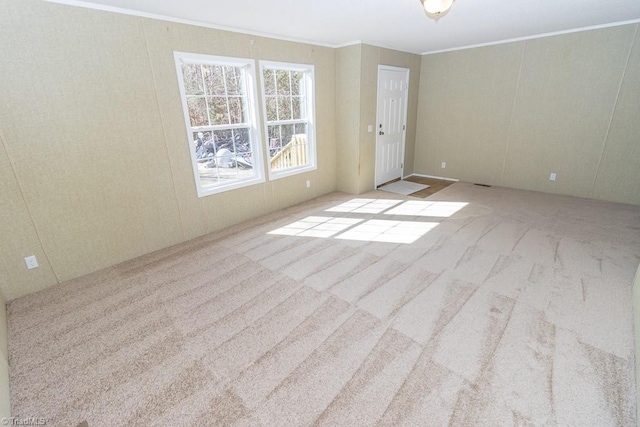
[406,173,459,182]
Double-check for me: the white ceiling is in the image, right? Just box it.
[50,0,640,54]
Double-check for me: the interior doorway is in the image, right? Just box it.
[375,65,410,187]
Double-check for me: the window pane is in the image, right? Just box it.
[225,66,243,96]
[291,71,302,96]
[182,64,204,95]
[282,115,294,136]
[237,153,254,179]
[268,125,280,142]
[209,96,229,125]
[213,129,233,153]
[187,97,208,127]
[268,125,281,158]
[294,123,307,135]
[234,129,254,171]
[228,97,245,124]
[265,96,278,122]
[197,160,220,187]
[214,128,255,183]
[263,69,276,96]
[269,124,308,171]
[193,131,215,162]
[277,96,292,121]
[215,146,235,168]
[292,97,301,120]
[211,128,254,170]
[271,124,290,154]
[233,128,252,156]
[203,65,225,96]
[276,70,291,95]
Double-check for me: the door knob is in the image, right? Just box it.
[379,131,384,135]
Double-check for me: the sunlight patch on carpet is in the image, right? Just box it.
[268,216,364,238]
[385,201,468,217]
[335,219,439,244]
[326,198,403,214]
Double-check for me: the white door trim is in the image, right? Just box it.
[374,65,410,188]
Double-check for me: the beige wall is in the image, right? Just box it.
[0,292,9,420]
[634,263,640,424]
[415,24,640,205]
[336,45,362,194]
[0,0,336,300]
[336,44,421,194]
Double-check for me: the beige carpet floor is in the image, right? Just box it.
[7,182,640,426]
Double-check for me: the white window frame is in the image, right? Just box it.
[174,52,265,197]
[259,61,317,180]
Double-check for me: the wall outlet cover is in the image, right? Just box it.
[550,173,557,181]
[441,162,446,169]
[25,255,39,269]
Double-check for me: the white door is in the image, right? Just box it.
[375,67,409,187]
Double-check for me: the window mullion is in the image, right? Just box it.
[274,71,280,122]
[265,119,307,126]
[302,75,307,119]
[288,71,294,122]
[201,65,211,126]
[222,66,232,127]
[192,123,250,131]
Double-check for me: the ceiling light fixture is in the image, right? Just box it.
[422,0,455,21]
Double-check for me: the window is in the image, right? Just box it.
[174,52,264,197]
[260,61,316,179]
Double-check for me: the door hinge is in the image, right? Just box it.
[401,163,403,168]
[403,125,406,131]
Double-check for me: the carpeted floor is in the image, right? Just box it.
[7,182,640,426]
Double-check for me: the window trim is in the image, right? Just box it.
[174,52,265,197]
[259,60,317,181]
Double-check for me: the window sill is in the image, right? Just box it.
[196,176,266,198]
[268,164,317,181]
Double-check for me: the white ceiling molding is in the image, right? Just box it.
[422,18,640,55]
[44,0,640,55]
[42,0,342,49]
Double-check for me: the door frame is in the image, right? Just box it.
[374,65,410,188]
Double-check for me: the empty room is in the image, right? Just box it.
[1,0,640,425]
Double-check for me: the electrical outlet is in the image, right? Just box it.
[367,125,373,133]
[306,180,311,188]
[441,162,446,169]
[550,173,557,181]
[25,255,39,270]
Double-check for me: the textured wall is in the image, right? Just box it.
[0,293,8,420]
[335,45,362,194]
[635,263,640,424]
[415,24,640,205]
[336,44,421,194]
[0,0,336,300]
